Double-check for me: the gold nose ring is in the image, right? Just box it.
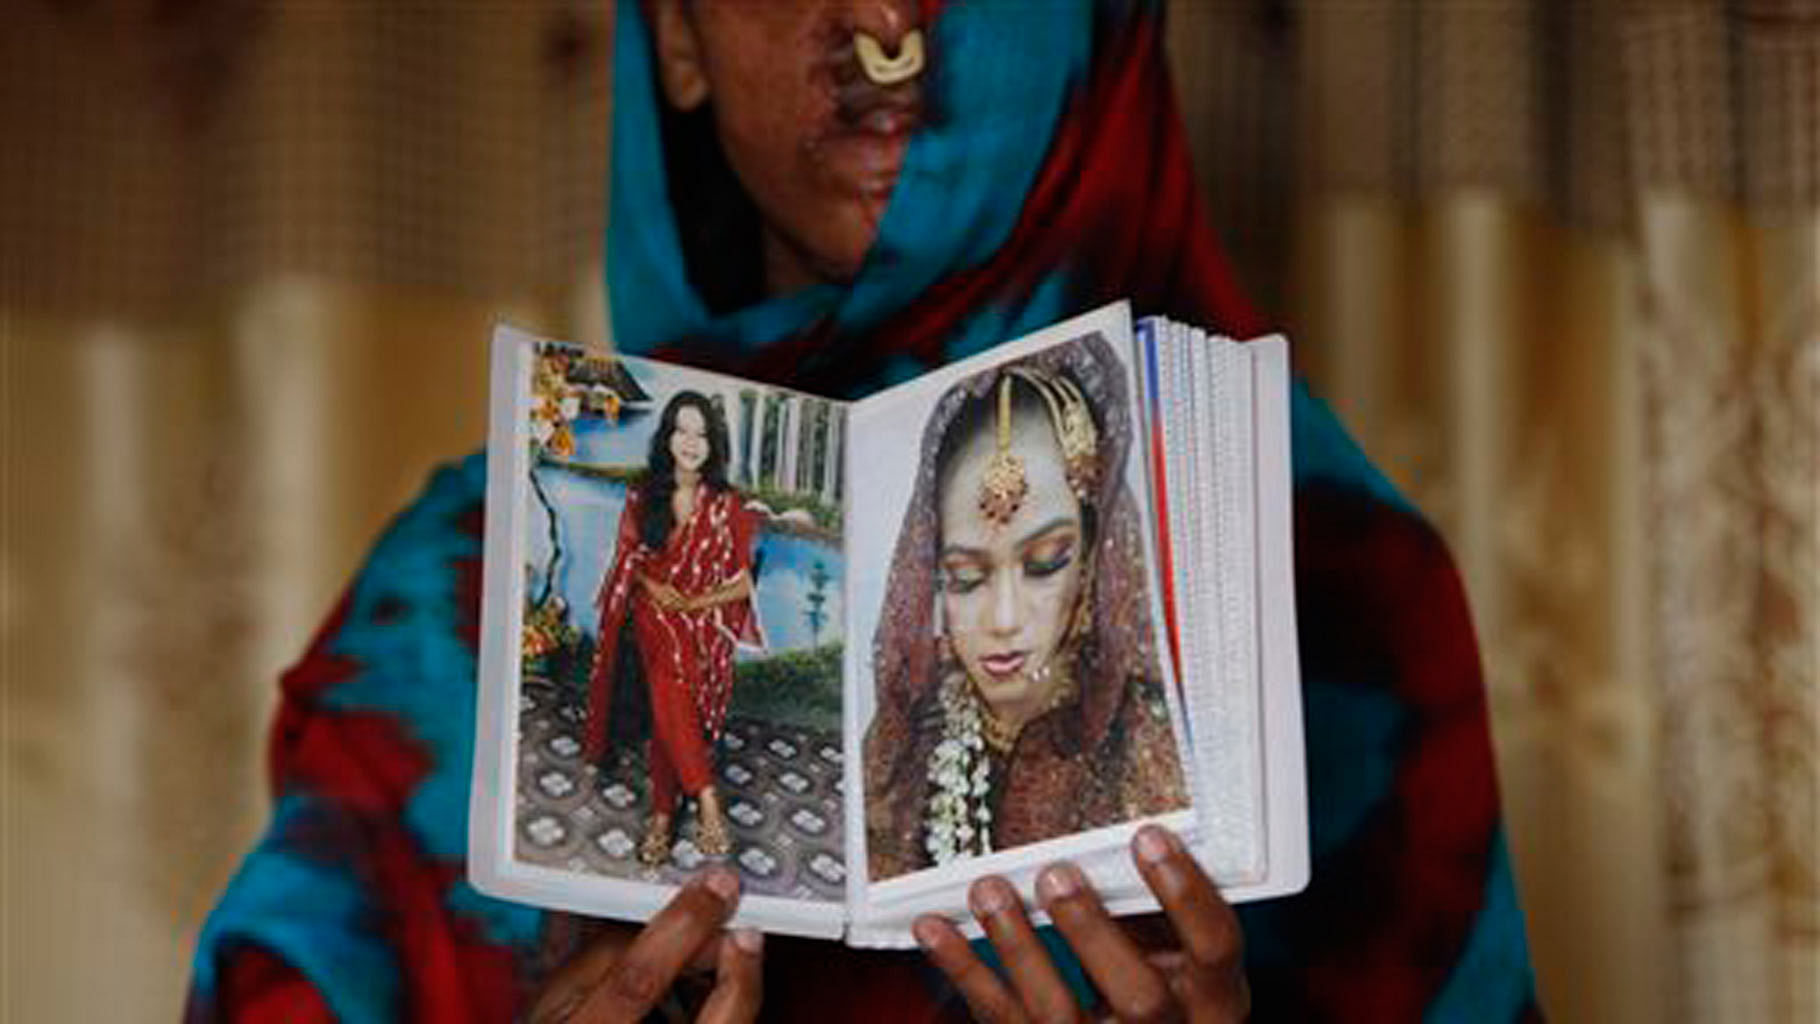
[854,29,926,86]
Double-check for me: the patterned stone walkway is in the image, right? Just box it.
[512,677,847,903]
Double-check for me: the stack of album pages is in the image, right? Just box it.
[469,302,1306,947]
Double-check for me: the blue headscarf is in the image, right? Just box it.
[608,0,1091,365]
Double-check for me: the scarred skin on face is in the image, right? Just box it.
[650,0,925,293]
[937,406,1088,730]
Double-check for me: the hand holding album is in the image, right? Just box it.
[469,302,1306,945]
[519,823,1249,1022]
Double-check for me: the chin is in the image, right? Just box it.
[801,235,873,284]
[796,196,891,284]
[970,673,1032,711]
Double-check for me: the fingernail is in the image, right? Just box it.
[912,916,945,949]
[1037,862,1082,903]
[732,927,764,954]
[969,877,1015,917]
[1135,825,1174,865]
[702,868,740,904]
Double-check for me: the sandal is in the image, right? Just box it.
[639,813,673,866]
[694,812,731,857]
[694,789,732,857]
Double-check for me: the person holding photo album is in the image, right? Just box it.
[190,0,1539,1020]
[583,391,758,866]
[865,338,1188,880]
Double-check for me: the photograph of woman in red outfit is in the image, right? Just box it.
[511,342,850,904]
[583,390,757,865]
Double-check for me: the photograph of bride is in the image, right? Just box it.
[861,332,1189,884]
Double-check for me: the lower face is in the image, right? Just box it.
[687,1,921,290]
[937,411,1087,725]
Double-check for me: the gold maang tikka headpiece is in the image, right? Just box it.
[976,375,1028,525]
[854,29,926,86]
[974,366,1102,526]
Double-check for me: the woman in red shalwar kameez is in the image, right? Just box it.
[584,390,759,865]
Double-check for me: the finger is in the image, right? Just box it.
[677,932,731,977]
[575,868,741,1020]
[914,914,1027,1024]
[697,928,764,1024]
[525,921,641,1024]
[1143,949,1248,1024]
[1131,827,1247,1022]
[1170,966,1250,1024]
[1130,827,1243,974]
[968,877,1080,1023]
[569,907,725,984]
[1035,862,1177,1023]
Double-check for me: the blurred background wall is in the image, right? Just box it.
[2,1,1813,1020]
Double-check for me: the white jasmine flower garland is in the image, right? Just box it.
[925,676,996,865]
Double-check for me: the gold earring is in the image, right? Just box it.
[977,375,1028,525]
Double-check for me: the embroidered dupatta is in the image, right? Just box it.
[583,484,759,764]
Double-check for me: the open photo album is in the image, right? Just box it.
[469,302,1307,946]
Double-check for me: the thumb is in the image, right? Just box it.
[696,928,764,1024]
